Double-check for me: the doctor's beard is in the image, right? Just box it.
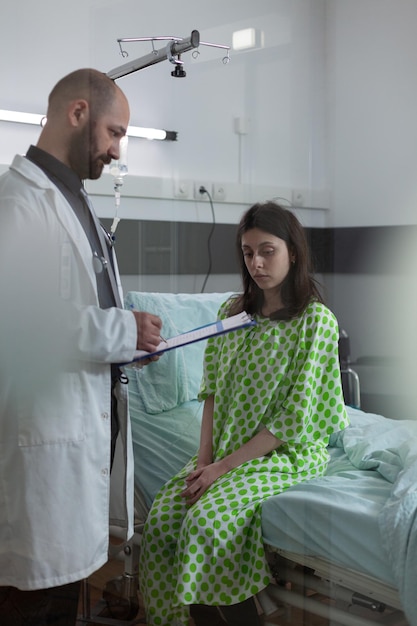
[68,124,110,180]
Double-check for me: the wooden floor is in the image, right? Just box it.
[76,555,408,626]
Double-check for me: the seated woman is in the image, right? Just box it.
[139,201,349,626]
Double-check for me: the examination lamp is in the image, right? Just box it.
[0,109,177,141]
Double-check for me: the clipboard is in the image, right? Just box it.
[121,311,256,365]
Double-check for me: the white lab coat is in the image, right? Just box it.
[0,155,137,590]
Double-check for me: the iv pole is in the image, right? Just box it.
[107,30,201,80]
[105,29,230,239]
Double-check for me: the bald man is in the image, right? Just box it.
[0,69,162,625]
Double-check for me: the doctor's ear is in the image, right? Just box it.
[68,100,89,127]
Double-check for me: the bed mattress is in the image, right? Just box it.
[262,446,395,585]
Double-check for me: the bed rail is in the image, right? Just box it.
[339,329,361,408]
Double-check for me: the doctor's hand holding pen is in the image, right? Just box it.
[130,308,162,354]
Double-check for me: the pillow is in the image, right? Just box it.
[124,292,233,414]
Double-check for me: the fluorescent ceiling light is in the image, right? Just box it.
[0,109,45,126]
[0,109,177,141]
[127,125,177,141]
[232,28,263,51]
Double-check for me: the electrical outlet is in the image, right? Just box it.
[194,181,211,200]
[173,180,190,199]
[212,182,227,202]
[291,189,305,207]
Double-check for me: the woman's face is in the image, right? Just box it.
[241,227,293,292]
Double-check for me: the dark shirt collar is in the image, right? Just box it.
[26,145,82,197]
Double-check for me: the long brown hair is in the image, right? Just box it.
[228,202,324,320]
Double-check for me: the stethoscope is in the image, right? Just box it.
[92,251,108,274]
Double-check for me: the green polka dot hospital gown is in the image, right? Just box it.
[139,299,349,625]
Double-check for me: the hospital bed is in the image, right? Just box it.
[81,291,415,626]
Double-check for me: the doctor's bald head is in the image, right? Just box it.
[38,68,130,180]
[47,69,121,120]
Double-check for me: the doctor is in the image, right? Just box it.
[0,68,162,625]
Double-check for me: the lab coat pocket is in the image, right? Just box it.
[17,371,86,447]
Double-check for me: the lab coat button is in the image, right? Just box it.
[101,468,109,476]
[101,412,109,420]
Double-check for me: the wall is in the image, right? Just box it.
[326,0,417,228]
[0,0,329,284]
[0,0,328,210]
[325,0,417,417]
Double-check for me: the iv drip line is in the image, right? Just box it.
[110,184,121,240]
[109,135,128,239]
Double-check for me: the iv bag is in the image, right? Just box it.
[109,135,128,178]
